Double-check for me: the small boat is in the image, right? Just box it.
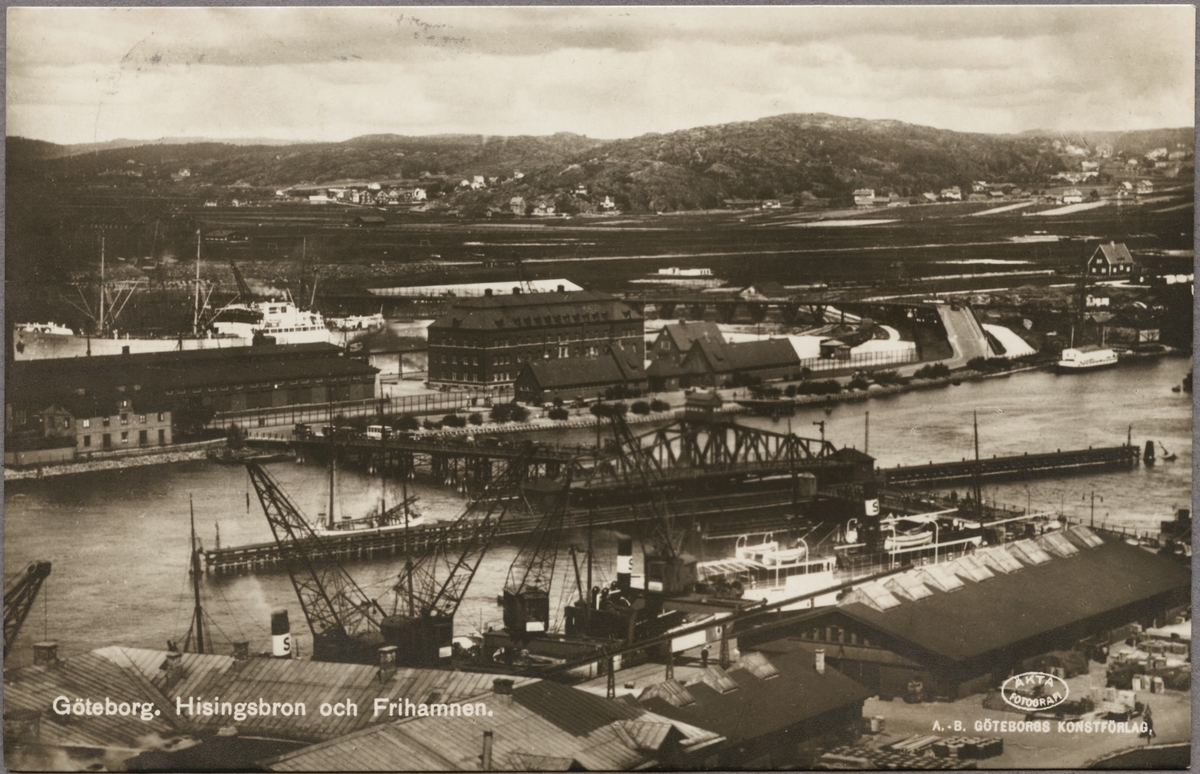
[737,398,796,418]
[1056,345,1118,372]
[206,447,291,465]
[1158,442,1177,463]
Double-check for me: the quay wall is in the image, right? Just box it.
[4,439,224,481]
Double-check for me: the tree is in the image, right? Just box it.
[226,422,246,449]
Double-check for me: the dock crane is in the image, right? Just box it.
[603,411,695,595]
[245,463,388,664]
[4,561,51,658]
[501,467,576,638]
[384,445,536,667]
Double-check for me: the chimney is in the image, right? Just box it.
[232,641,250,661]
[493,678,514,708]
[484,288,493,297]
[481,730,494,770]
[32,642,58,668]
[615,534,633,591]
[271,609,292,659]
[164,651,184,690]
[815,648,826,675]
[379,646,398,682]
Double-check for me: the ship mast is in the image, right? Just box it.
[193,230,202,336]
[189,496,206,654]
[98,237,106,334]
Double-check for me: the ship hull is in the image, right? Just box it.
[12,330,253,361]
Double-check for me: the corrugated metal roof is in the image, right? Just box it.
[513,679,642,737]
[614,719,672,751]
[836,538,1190,663]
[430,291,640,332]
[3,651,183,749]
[638,641,870,744]
[507,752,575,770]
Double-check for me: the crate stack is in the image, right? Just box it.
[816,740,979,770]
[931,736,1004,760]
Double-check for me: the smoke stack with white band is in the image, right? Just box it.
[616,535,633,591]
[271,609,292,659]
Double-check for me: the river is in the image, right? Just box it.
[4,356,1191,666]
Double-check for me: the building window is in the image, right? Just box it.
[103,417,111,427]
[139,430,148,446]
[82,418,91,428]
[121,431,129,444]
[83,435,91,448]
[158,413,165,422]
[62,418,71,429]
[121,414,129,425]
[158,429,166,445]
[139,414,146,424]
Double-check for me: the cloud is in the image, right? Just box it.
[7,5,1194,145]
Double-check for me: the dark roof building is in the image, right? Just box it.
[6,344,378,436]
[1087,242,1137,276]
[514,349,647,403]
[650,321,726,362]
[741,528,1191,701]
[427,287,644,392]
[265,674,721,771]
[634,642,871,769]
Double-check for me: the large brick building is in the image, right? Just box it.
[427,287,644,391]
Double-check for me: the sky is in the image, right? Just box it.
[6,5,1196,146]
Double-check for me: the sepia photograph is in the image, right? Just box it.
[3,5,1194,771]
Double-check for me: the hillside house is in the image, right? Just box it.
[600,196,617,211]
[509,196,526,216]
[760,199,781,209]
[852,189,875,207]
[1137,180,1154,195]
[471,175,486,190]
[1062,189,1084,204]
[1087,242,1137,277]
[939,186,962,201]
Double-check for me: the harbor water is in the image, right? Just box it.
[4,356,1191,665]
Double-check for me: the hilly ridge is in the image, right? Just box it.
[9,113,1192,213]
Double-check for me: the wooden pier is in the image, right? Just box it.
[884,444,1138,487]
[203,488,803,575]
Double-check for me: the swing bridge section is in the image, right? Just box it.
[205,420,863,575]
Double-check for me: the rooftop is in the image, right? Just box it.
[836,528,1190,663]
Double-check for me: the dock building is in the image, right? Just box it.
[738,528,1191,702]
[5,344,377,465]
[426,287,644,393]
[581,640,871,769]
